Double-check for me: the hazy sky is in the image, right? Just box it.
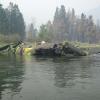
[1,0,100,27]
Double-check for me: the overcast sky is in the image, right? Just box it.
[1,0,100,27]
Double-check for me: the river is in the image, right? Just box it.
[0,54,100,100]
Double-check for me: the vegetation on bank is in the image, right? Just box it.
[31,41,100,56]
[66,41,100,48]
[0,40,100,56]
[62,41,100,55]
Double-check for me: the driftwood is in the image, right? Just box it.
[0,45,10,51]
[62,43,87,56]
[0,41,22,53]
[12,41,22,48]
[34,48,62,56]
[33,43,87,57]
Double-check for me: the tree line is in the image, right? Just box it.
[0,3,100,43]
[0,3,25,42]
[37,5,100,43]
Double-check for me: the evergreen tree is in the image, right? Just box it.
[38,24,49,41]
[46,21,54,42]
[67,8,77,41]
[0,4,8,35]
[53,7,59,42]
[28,23,37,41]
[87,15,96,43]
[96,20,100,42]
[52,6,100,43]
[7,2,25,40]
[53,5,67,42]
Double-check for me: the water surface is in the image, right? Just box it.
[0,54,100,100]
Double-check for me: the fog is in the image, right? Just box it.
[1,0,100,26]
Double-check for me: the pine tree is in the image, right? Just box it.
[7,2,25,40]
[0,4,8,35]
[87,15,96,43]
[28,23,37,41]
[53,5,67,42]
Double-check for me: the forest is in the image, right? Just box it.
[0,3,100,43]
[0,3,25,42]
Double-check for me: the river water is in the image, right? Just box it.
[0,54,100,100]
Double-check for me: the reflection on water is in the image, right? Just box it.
[0,54,100,100]
[35,57,93,88]
[0,54,25,100]
[53,57,92,88]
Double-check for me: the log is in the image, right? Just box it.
[62,44,87,56]
[0,45,10,51]
[34,48,62,56]
[33,43,87,57]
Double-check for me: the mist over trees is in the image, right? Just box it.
[0,4,8,35]
[27,23,37,41]
[38,5,100,43]
[0,3,25,42]
[0,3,100,43]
